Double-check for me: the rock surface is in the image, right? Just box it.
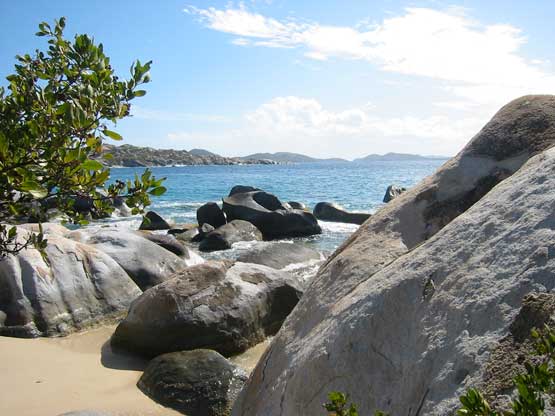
[233,95,555,415]
[236,242,321,270]
[197,202,227,228]
[382,184,407,203]
[71,228,203,291]
[111,261,304,357]
[137,232,189,257]
[313,202,371,224]
[287,201,306,210]
[199,220,262,252]
[228,185,260,196]
[138,349,247,416]
[139,211,171,231]
[0,225,141,338]
[223,190,321,239]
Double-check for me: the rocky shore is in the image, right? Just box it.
[2,95,555,416]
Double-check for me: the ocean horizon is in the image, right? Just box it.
[102,159,447,253]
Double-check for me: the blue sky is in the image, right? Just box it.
[1,1,554,159]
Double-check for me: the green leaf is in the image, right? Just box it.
[133,90,146,97]
[148,186,167,196]
[20,181,48,198]
[81,159,103,171]
[103,129,123,141]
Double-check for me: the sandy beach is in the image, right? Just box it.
[0,325,269,416]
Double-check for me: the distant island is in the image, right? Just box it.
[352,152,449,163]
[99,144,277,167]
[238,152,349,164]
[98,144,449,167]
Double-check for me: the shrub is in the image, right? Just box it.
[0,17,165,257]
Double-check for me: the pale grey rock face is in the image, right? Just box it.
[0,228,142,338]
[69,228,203,290]
[236,242,321,270]
[0,225,203,337]
[233,95,555,415]
[111,261,304,358]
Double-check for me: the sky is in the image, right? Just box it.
[1,1,554,159]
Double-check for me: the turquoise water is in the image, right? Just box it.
[107,160,446,252]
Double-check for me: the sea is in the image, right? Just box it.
[100,160,447,257]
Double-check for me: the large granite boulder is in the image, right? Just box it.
[236,242,321,270]
[199,220,262,252]
[223,190,321,239]
[228,185,260,196]
[233,96,555,415]
[288,201,306,210]
[139,211,171,231]
[382,184,406,203]
[0,225,141,338]
[137,232,189,257]
[70,228,203,291]
[313,202,370,225]
[111,261,304,357]
[138,349,247,416]
[197,202,227,228]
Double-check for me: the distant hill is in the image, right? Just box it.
[239,152,349,164]
[189,148,218,157]
[99,144,274,167]
[353,152,449,163]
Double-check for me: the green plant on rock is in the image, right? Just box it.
[0,17,165,258]
[325,324,555,416]
[323,391,389,416]
[458,325,555,416]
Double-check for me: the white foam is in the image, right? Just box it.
[318,220,359,233]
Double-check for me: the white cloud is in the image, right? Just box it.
[185,4,555,108]
[166,96,484,158]
[245,96,482,142]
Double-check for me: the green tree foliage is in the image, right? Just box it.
[0,17,165,257]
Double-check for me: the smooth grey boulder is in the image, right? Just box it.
[167,223,198,236]
[313,202,370,225]
[288,201,306,210]
[228,185,261,196]
[382,184,407,203]
[236,242,321,270]
[68,228,204,291]
[111,261,304,357]
[175,227,200,243]
[197,202,227,228]
[0,225,141,338]
[192,223,216,243]
[199,220,263,252]
[223,190,321,239]
[138,349,247,416]
[139,211,171,231]
[137,231,189,257]
[233,96,555,416]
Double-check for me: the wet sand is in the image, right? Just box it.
[0,325,269,416]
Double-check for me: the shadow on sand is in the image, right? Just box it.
[100,338,149,371]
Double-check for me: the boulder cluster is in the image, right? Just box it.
[233,95,555,416]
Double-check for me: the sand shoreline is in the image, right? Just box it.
[0,325,269,416]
